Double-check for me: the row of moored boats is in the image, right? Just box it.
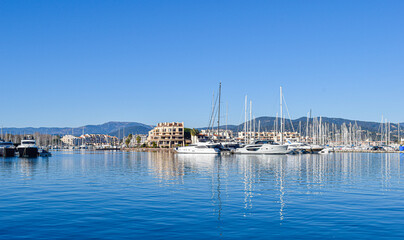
[175,140,327,155]
[0,139,51,158]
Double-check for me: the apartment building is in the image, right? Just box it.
[146,122,184,147]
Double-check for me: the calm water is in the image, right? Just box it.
[0,152,403,239]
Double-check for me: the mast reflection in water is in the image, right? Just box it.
[0,152,403,239]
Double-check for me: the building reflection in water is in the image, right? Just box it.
[148,152,186,183]
[4,151,398,223]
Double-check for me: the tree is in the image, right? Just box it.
[184,128,192,140]
[125,134,133,147]
[190,128,200,136]
[136,135,141,146]
[125,138,131,147]
[152,142,157,148]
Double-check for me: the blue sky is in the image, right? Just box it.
[1,0,403,128]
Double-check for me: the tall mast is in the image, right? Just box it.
[275,113,278,133]
[244,95,247,144]
[253,115,256,141]
[299,121,301,141]
[211,91,215,138]
[280,86,283,145]
[226,102,228,135]
[306,112,309,142]
[258,120,261,140]
[250,100,252,142]
[217,82,221,139]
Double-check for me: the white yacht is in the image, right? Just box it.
[17,139,39,158]
[286,141,324,153]
[79,144,88,150]
[175,142,220,154]
[235,140,289,154]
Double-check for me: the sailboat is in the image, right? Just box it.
[176,83,223,154]
[235,87,289,155]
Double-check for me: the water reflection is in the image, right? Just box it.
[0,157,49,178]
[145,152,403,222]
[1,152,403,226]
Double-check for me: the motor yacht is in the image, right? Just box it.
[17,138,39,158]
[175,142,220,154]
[0,140,16,157]
[286,141,324,154]
[234,140,289,154]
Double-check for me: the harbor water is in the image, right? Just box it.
[1,152,403,239]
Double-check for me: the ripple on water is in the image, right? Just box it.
[0,152,403,239]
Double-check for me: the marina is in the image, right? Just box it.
[2,1,404,238]
[1,151,403,239]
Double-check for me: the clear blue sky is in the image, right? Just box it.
[1,0,403,128]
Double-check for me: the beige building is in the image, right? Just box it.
[147,122,185,148]
[61,135,77,146]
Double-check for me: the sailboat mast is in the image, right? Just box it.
[280,86,283,145]
[226,102,228,136]
[217,82,221,139]
[250,100,252,142]
[244,95,247,144]
[258,120,261,140]
[211,91,215,138]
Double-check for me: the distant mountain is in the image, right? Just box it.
[1,121,153,136]
[2,117,402,138]
[109,125,153,137]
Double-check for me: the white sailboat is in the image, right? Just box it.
[176,83,223,154]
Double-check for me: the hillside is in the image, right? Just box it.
[1,121,153,136]
[2,117,402,138]
[201,116,403,134]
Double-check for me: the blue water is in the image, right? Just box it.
[1,152,403,239]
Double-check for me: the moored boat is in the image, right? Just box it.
[175,142,220,154]
[0,140,16,157]
[286,141,324,154]
[17,139,39,158]
[39,148,52,157]
[235,140,289,154]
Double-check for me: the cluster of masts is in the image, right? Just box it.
[202,83,402,149]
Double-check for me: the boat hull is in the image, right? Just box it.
[175,147,220,154]
[235,144,289,155]
[17,147,39,158]
[0,148,15,157]
[175,150,220,154]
